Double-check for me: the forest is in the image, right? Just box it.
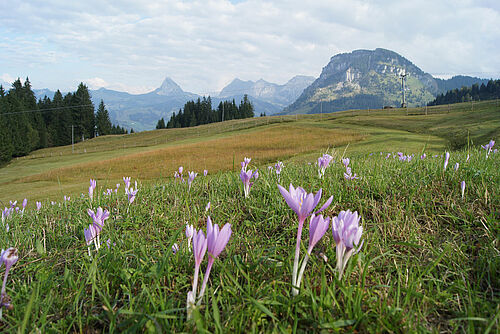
[428,79,500,105]
[0,78,126,164]
[156,95,254,129]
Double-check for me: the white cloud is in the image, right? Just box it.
[0,0,499,94]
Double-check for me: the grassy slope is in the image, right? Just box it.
[0,149,498,332]
[0,100,498,205]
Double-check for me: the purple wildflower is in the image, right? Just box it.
[126,187,138,204]
[344,167,359,180]
[331,210,364,279]
[36,202,42,211]
[172,243,180,254]
[188,171,197,190]
[481,140,495,158]
[454,162,459,171]
[460,181,466,199]
[186,224,195,249]
[240,168,259,198]
[443,152,450,170]
[295,214,330,290]
[241,157,251,172]
[421,153,426,160]
[204,169,208,177]
[317,154,333,178]
[198,217,231,302]
[0,248,19,311]
[277,183,332,295]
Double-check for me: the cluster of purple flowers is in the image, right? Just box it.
[342,158,358,180]
[397,152,414,162]
[124,177,138,204]
[186,217,232,318]
[240,158,259,198]
[481,139,496,158]
[84,207,110,256]
[317,154,333,179]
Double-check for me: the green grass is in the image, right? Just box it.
[2,100,499,204]
[0,147,498,332]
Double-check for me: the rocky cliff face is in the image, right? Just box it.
[285,48,438,114]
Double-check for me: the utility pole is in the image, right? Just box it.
[222,102,224,122]
[400,73,408,108]
[71,125,74,154]
[320,101,322,120]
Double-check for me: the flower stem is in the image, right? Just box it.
[292,219,304,296]
[295,252,310,291]
[197,258,214,305]
[192,264,200,301]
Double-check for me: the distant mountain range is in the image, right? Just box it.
[283,48,490,115]
[30,75,314,131]
[5,48,491,131]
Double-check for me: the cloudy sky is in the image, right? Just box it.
[1,0,499,95]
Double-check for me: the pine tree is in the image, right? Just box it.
[95,100,112,136]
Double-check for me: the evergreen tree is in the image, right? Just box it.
[95,100,112,136]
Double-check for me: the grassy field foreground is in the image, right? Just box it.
[0,147,498,332]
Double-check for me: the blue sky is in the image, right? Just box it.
[1,0,499,94]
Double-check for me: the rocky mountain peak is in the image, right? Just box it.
[154,76,184,96]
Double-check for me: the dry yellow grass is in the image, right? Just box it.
[20,124,363,183]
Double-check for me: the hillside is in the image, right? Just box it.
[0,99,498,204]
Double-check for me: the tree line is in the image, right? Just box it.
[156,95,254,129]
[428,79,500,106]
[0,78,126,164]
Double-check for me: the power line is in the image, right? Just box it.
[0,104,94,116]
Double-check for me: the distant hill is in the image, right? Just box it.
[282,48,490,115]
[435,75,490,94]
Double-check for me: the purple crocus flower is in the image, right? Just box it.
[87,207,110,235]
[443,152,450,170]
[275,161,284,174]
[36,202,42,211]
[421,153,426,160]
[126,187,138,204]
[89,179,97,200]
[123,177,131,191]
[331,210,364,279]
[460,181,466,199]
[0,248,19,311]
[481,139,495,158]
[20,198,27,216]
[342,158,350,168]
[240,168,259,198]
[188,171,197,190]
[241,157,251,172]
[186,224,195,249]
[9,201,16,208]
[344,167,359,180]
[277,183,333,295]
[295,214,330,290]
[198,217,231,302]
[190,229,207,311]
[84,224,98,255]
[317,154,333,178]
[172,243,180,254]
[205,202,211,212]
[204,169,208,177]
[454,163,459,171]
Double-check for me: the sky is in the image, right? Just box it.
[1,0,499,95]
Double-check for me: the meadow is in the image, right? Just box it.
[0,101,499,332]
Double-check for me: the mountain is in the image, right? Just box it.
[284,48,440,115]
[219,75,315,109]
